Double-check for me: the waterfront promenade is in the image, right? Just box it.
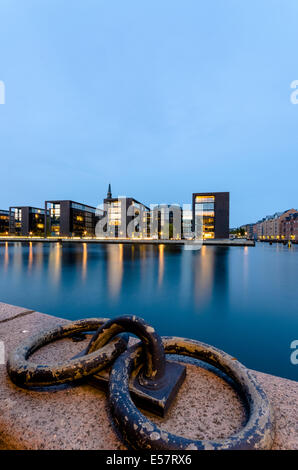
[0,301,296,450]
[0,237,255,246]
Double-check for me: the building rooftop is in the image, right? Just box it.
[45,200,100,211]
[9,206,46,212]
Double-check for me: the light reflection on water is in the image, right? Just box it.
[158,244,164,287]
[107,243,123,299]
[0,241,297,381]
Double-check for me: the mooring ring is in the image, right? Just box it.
[7,318,128,387]
[109,337,275,450]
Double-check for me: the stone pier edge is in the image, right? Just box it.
[0,301,297,450]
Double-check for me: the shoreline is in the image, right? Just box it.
[0,237,255,247]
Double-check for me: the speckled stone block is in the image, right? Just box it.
[0,302,297,450]
[0,301,34,323]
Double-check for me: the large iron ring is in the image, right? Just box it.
[109,337,275,450]
[7,318,128,387]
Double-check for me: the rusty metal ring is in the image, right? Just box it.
[109,337,275,450]
[7,318,128,388]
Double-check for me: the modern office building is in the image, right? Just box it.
[0,210,9,235]
[150,204,182,239]
[192,192,230,239]
[45,200,103,237]
[103,185,150,238]
[142,209,151,239]
[9,206,47,236]
[182,207,193,240]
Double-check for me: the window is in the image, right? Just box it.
[195,195,215,239]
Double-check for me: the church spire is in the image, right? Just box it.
[107,183,112,199]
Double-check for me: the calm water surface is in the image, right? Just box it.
[0,241,297,381]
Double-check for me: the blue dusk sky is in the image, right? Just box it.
[0,1,298,227]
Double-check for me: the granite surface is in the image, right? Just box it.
[0,301,297,450]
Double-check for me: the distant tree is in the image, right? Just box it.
[230,227,246,237]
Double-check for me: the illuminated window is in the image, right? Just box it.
[195,196,215,239]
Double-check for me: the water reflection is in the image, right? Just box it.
[12,243,23,275]
[82,243,87,281]
[212,247,229,311]
[4,242,8,271]
[0,241,298,380]
[194,246,213,306]
[158,244,164,287]
[107,244,123,299]
[1,242,229,306]
[191,246,229,311]
[48,243,62,284]
[243,246,249,290]
[35,243,44,271]
[28,242,33,271]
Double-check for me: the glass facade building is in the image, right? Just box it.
[0,210,9,235]
[45,200,103,237]
[150,204,182,240]
[2,190,229,240]
[192,192,229,239]
[182,207,193,240]
[103,188,150,238]
[194,195,215,239]
[9,207,47,236]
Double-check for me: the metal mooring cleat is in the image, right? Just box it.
[6,318,128,388]
[84,316,186,417]
[7,314,274,450]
